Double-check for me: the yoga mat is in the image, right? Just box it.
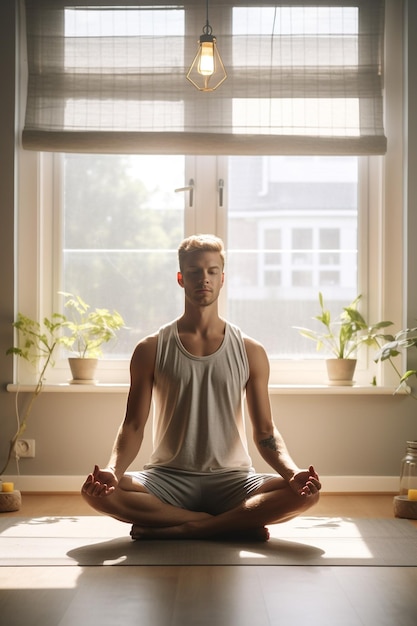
[1,515,416,567]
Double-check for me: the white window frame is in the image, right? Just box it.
[14,0,405,389]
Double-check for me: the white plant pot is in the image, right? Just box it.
[326,358,357,386]
[68,358,98,384]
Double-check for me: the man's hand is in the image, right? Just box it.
[289,465,321,497]
[81,465,118,498]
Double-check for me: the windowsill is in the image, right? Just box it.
[6,383,407,395]
[6,383,129,393]
[268,384,406,395]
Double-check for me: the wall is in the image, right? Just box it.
[0,1,416,493]
[4,388,416,493]
[0,1,19,475]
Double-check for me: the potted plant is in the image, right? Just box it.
[295,292,393,384]
[59,293,125,383]
[2,295,124,476]
[2,312,66,476]
[374,326,417,394]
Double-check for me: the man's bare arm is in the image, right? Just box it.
[107,335,157,479]
[244,337,300,481]
[81,335,157,497]
[244,337,321,496]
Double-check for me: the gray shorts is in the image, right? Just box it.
[128,466,277,515]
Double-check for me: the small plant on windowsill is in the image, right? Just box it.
[2,312,67,476]
[2,294,125,475]
[374,326,417,397]
[59,293,125,383]
[294,292,394,384]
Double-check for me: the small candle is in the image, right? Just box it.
[408,489,417,501]
[2,482,14,492]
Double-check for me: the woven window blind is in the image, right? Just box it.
[22,0,386,155]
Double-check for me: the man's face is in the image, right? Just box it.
[177,251,224,307]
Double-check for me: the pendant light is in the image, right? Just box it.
[186,0,227,92]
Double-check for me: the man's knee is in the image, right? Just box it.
[299,490,320,512]
[81,488,109,514]
[281,485,320,517]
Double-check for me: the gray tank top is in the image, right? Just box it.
[145,320,253,473]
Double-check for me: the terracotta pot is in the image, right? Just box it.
[68,358,98,384]
[326,358,357,386]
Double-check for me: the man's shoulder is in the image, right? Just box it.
[131,332,158,362]
[131,319,179,359]
[241,334,268,369]
[241,333,265,351]
[157,319,178,334]
[137,320,177,345]
[223,321,266,354]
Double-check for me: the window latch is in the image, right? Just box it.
[218,179,224,207]
[175,178,194,207]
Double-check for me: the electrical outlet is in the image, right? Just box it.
[15,439,36,458]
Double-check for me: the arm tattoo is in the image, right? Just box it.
[259,435,279,451]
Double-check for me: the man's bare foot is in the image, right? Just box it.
[130,523,270,542]
[130,523,191,540]
[213,527,270,542]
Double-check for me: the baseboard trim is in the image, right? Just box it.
[322,476,399,493]
[1,475,400,494]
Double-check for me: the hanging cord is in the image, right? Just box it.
[14,388,21,476]
[203,0,212,35]
[269,7,278,127]
[0,366,47,476]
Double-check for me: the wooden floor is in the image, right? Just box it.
[1,494,417,626]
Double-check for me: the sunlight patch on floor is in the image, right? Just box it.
[238,550,268,559]
[267,517,375,560]
[103,555,128,565]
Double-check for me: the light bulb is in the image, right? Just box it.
[198,41,214,76]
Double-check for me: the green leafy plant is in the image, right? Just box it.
[374,327,417,396]
[2,312,67,475]
[295,292,393,359]
[2,294,125,474]
[59,293,125,358]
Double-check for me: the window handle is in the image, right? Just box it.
[175,178,194,207]
[218,179,224,207]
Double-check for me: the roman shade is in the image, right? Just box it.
[22,0,387,155]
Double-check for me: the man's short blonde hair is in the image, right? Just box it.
[178,234,225,272]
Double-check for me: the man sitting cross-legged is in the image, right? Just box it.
[81,234,321,540]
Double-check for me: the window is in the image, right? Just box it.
[18,151,366,384]
[17,1,403,388]
[59,153,359,365]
